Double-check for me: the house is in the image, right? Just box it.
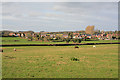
[97,35,102,39]
[56,34,63,37]
[106,34,112,40]
[81,34,86,38]
[78,36,82,39]
[21,33,24,37]
[50,34,55,38]
[9,33,15,36]
[41,34,46,37]
[63,34,68,38]
[86,34,91,39]
[91,35,96,38]
[72,33,79,38]
[14,34,19,37]
[73,33,79,36]
[17,33,20,37]
[9,33,20,37]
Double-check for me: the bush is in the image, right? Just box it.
[28,37,33,41]
[73,39,78,43]
[52,40,64,42]
[71,57,79,61]
[77,39,81,43]
[73,39,81,43]
[65,38,70,43]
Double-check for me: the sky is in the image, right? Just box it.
[1,2,118,32]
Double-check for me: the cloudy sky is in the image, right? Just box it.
[1,2,118,32]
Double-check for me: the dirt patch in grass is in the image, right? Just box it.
[45,55,53,57]
[57,61,67,65]
[2,48,6,50]
[80,56,87,59]
[0,52,5,54]
[44,55,59,61]
[16,49,24,51]
[78,56,88,62]
[28,60,36,63]
[28,56,40,58]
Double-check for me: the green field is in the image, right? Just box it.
[2,44,118,78]
[1,37,119,44]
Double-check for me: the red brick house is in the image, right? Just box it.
[9,33,15,36]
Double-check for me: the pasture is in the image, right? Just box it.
[1,37,119,44]
[2,44,118,78]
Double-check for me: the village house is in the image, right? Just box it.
[16,33,20,37]
[32,33,38,38]
[73,35,79,39]
[91,35,96,39]
[106,34,112,40]
[63,34,68,38]
[41,34,46,37]
[9,33,15,36]
[86,34,91,39]
[21,33,24,37]
[73,33,79,38]
[40,32,48,37]
[50,34,55,38]
[95,34,101,39]
[56,34,63,38]
[81,34,86,38]
[73,33,79,36]
[77,36,82,39]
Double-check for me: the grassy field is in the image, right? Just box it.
[1,37,119,44]
[2,44,118,78]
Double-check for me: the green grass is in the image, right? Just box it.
[1,37,119,44]
[2,44,118,78]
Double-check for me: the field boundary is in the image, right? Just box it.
[1,42,120,47]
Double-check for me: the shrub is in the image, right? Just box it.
[73,39,81,43]
[52,40,64,42]
[71,57,79,61]
[77,39,81,43]
[65,38,70,43]
[73,39,78,43]
[28,36,33,41]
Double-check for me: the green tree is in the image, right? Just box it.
[73,39,78,43]
[68,32,73,39]
[23,33,25,37]
[65,38,70,43]
[19,33,21,37]
[36,34,40,40]
[77,39,81,43]
[28,36,33,41]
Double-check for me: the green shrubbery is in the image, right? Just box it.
[65,38,71,43]
[71,57,79,61]
[73,39,81,43]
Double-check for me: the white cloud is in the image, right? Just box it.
[1,2,118,32]
[1,0,119,2]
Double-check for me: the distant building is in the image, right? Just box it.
[50,34,55,38]
[63,34,68,38]
[86,34,92,39]
[9,33,15,36]
[73,33,79,36]
[41,34,46,37]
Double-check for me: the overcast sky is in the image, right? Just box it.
[1,2,118,32]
